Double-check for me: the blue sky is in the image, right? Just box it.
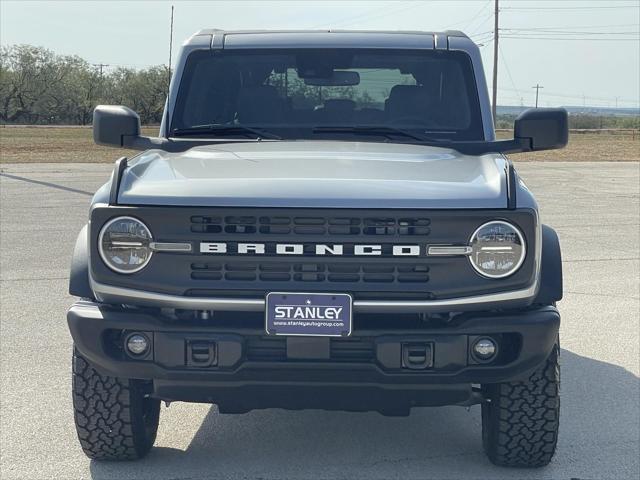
[1,0,639,108]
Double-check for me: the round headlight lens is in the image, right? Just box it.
[98,216,153,274]
[468,221,526,279]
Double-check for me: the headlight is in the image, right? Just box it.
[98,216,153,274]
[468,221,526,279]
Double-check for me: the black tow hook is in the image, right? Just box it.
[401,342,433,370]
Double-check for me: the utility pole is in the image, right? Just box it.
[164,5,174,138]
[92,63,109,101]
[532,84,543,108]
[168,5,174,93]
[491,0,499,126]
[92,63,109,78]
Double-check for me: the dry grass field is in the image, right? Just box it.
[1,125,638,163]
[0,126,159,164]
[495,129,639,162]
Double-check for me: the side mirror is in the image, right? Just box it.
[513,108,568,151]
[93,105,141,148]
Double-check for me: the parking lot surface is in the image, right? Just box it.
[1,161,639,480]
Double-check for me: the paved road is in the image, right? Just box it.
[1,162,639,480]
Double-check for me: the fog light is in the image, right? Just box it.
[126,333,149,356]
[473,338,497,361]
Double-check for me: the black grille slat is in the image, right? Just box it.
[260,216,291,225]
[294,217,326,225]
[191,272,223,280]
[259,225,291,234]
[191,262,222,270]
[328,274,361,282]
[260,264,290,272]
[328,264,361,273]
[190,261,431,285]
[190,214,431,237]
[259,273,291,281]
[328,226,360,235]
[362,274,395,283]
[294,226,325,235]
[225,225,256,234]
[294,272,325,282]
[225,272,257,281]
[398,274,430,283]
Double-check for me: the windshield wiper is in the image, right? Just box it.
[171,124,282,140]
[312,125,443,143]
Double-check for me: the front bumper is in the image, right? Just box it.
[67,302,559,414]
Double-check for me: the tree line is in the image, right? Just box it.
[1,44,637,129]
[0,45,168,125]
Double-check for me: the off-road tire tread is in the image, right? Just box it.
[72,349,159,460]
[482,344,560,468]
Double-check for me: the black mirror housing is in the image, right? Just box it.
[514,108,568,152]
[93,105,141,147]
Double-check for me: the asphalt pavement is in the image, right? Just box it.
[1,161,639,480]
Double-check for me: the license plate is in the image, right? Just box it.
[265,292,352,337]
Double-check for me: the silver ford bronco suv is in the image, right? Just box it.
[68,30,567,467]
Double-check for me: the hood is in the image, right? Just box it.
[117,141,508,209]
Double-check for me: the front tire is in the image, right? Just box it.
[481,344,560,467]
[72,348,160,460]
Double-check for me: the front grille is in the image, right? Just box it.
[187,211,434,296]
[191,215,431,237]
[91,206,538,303]
[246,336,375,363]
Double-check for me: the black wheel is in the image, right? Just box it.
[72,348,160,460]
[481,343,560,468]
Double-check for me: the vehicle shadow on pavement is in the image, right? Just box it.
[89,349,640,480]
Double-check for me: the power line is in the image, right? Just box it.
[446,0,491,29]
[452,0,492,31]
[311,2,401,29]
[502,29,639,35]
[473,33,495,45]
[501,23,640,31]
[467,11,495,36]
[479,38,494,49]
[501,36,640,41]
[496,91,640,108]
[89,62,160,68]
[499,86,639,105]
[491,0,499,126]
[502,5,640,11]
[311,1,420,29]
[498,43,519,98]
[470,30,494,38]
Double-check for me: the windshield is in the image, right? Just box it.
[171,49,484,141]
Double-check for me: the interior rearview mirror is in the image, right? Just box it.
[304,71,360,87]
[513,108,568,152]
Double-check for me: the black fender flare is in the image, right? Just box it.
[533,224,563,305]
[69,224,94,299]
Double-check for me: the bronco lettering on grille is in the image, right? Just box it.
[199,242,423,256]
